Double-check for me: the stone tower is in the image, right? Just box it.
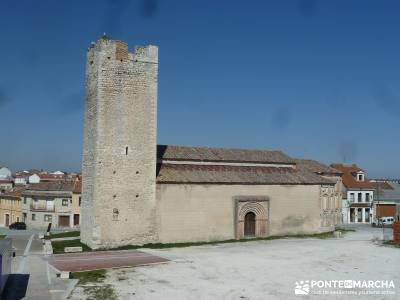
[81,36,158,249]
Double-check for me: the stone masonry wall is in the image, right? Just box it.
[81,37,158,249]
[156,184,324,243]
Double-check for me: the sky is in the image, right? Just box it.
[0,0,399,178]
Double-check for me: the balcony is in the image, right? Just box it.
[30,204,55,212]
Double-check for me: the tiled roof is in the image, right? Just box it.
[0,180,13,184]
[1,186,27,199]
[372,182,394,190]
[39,174,67,180]
[157,145,295,164]
[330,164,375,189]
[156,163,333,185]
[375,183,400,202]
[14,174,30,178]
[295,159,342,175]
[24,181,75,193]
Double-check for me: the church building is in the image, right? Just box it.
[81,37,341,249]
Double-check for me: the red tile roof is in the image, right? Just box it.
[330,164,375,189]
[157,163,333,184]
[0,180,13,184]
[1,186,27,199]
[372,182,394,190]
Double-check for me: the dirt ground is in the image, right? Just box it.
[70,226,399,299]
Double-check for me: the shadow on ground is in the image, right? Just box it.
[2,274,29,300]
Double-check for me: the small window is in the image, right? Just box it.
[125,146,129,155]
[62,199,69,206]
[32,214,36,221]
[23,198,27,204]
[79,197,82,206]
[349,193,355,202]
[357,173,364,181]
[44,215,52,222]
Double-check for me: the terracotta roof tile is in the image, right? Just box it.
[1,186,27,199]
[156,163,333,185]
[24,181,75,192]
[330,164,375,189]
[295,159,342,175]
[157,145,295,164]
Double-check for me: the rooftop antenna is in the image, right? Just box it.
[101,32,109,40]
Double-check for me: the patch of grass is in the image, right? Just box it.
[44,231,80,240]
[71,270,118,300]
[117,276,128,281]
[335,228,356,232]
[105,231,338,251]
[54,230,348,253]
[71,269,107,284]
[383,240,400,248]
[52,239,91,254]
[0,235,6,239]
[83,284,118,300]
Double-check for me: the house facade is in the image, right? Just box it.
[0,186,25,226]
[0,180,13,194]
[331,164,375,224]
[71,180,82,227]
[14,175,28,185]
[295,159,343,229]
[22,181,81,229]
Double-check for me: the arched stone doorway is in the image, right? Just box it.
[235,197,269,239]
[244,212,256,237]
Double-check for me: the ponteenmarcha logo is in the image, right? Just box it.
[295,280,310,295]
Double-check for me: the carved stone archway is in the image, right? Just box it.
[235,197,269,239]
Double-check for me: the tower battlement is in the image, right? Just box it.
[87,37,158,64]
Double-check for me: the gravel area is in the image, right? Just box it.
[70,226,399,299]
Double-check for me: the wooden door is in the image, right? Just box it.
[244,212,256,237]
[58,215,70,227]
[5,214,10,226]
[74,214,80,226]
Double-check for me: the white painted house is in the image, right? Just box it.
[331,164,375,224]
[28,174,40,184]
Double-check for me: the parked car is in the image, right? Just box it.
[372,217,394,227]
[9,222,26,230]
